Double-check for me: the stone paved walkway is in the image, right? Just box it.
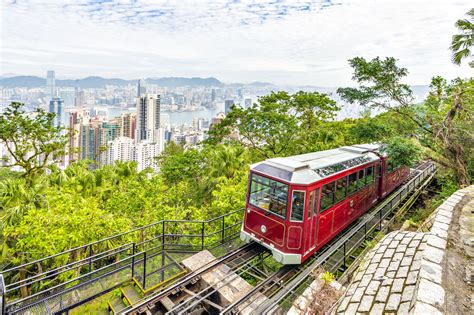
[334,186,473,314]
[336,231,427,314]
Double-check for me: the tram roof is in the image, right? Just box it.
[251,143,383,184]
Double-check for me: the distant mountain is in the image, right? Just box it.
[58,76,131,89]
[0,76,46,88]
[248,81,276,87]
[0,75,430,101]
[0,76,224,89]
[146,77,223,87]
[0,73,18,79]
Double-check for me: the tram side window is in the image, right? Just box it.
[357,169,365,189]
[291,191,305,221]
[348,172,358,194]
[335,177,347,202]
[321,182,335,212]
[365,166,374,184]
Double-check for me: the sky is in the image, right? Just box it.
[0,0,472,86]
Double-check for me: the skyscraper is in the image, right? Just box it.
[46,70,55,100]
[49,97,64,127]
[59,88,75,107]
[74,89,85,107]
[211,89,216,102]
[225,100,235,115]
[120,113,137,140]
[137,79,147,97]
[136,94,161,143]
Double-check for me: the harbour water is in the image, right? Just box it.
[166,105,224,125]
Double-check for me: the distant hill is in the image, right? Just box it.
[0,75,430,101]
[0,76,46,88]
[0,76,224,88]
[146,77,223,87]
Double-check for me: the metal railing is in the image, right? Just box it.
[1,208,245,314]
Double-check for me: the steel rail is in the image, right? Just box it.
[220,264,296,314]
[121,242,260,314]
[169,251,273,315]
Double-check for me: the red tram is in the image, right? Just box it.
[240,144,409,264]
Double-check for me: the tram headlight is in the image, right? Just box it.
[260,225,267,233]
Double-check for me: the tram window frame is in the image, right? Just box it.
[357,169,366,189]
[308,190,314,219]
[335,176,347,202]
[290,190,306,222]
[347,172,358,195]
[365,166,374,184]
[248,173,289,218]
[320,181,335,212]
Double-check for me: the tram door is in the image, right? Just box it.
[305,188,318,253]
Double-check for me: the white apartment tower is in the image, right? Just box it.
[106,137,135,165]
[136,94,160,143]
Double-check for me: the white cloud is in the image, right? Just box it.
[0,0,472,86]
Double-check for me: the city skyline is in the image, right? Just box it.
[1,0,472,87]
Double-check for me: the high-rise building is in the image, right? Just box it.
[137,79,147,97]
[211,89,216,102]
[225,100,235,115]
[69,111,121,164]
[46,70,55,100]
[59,88,75,107]
[106,137,135,165]
[237,88,243,99]
[49,97,64,127]
[135,140,163,171]
[120,113,137,140]
[74,90,85,107]
[136,94,161,143]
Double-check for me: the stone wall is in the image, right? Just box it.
[333,186,473,314]
[410,186,473,314]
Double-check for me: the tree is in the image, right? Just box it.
[156,142,203,186]
[206,91,339,159]
[205,144,250,180]
[0,102,71,186]
[383,137,421,168]
[338,57,473,186]
[421,77,473,186]
[450,8,474,67]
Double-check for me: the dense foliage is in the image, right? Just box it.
[0,12,472,301]
[0,102,72,186]
[338,57,473,185]
[450,8,474,67]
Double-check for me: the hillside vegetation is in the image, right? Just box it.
[0,9,473,298]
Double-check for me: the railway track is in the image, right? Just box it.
[122,162,436,315]
[122,242,267,314]
[247,162,436,314]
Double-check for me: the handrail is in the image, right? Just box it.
[2,208,244,275]
[1,207,246,313]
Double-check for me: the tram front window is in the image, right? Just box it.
[249,173,289,218]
